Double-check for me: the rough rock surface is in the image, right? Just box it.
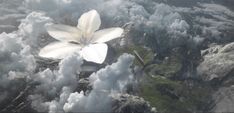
[211,85,234,112]
[111,94,155,113]
[197,42,234,112]
[197,42,234,81]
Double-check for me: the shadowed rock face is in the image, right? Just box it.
[197,42,234,81]
[197,42,234,112]
[111,94,155,113]
[211,86,234,112]
[162,0,234,10]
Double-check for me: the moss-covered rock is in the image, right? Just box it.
[116,45,154,66]
[139,75,181,112]
[136,49,211,112]
[144,54,182,78]
[115,44,212,112]
[139,75,212,112]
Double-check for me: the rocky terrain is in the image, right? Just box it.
[0,0,234,113]
[198,42,234,112]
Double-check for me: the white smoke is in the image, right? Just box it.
[0,32,35,103]
[0,12,53,104]
[0,0,234,112]
[63,53,135,112]
[29,53,134,113]
[28,53,83,112]
[176,3,234,43]
[18,12,53,48]
[0,0,26,33]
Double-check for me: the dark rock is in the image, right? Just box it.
[111,94,156,113]
[35,56,60,72]
[76,78,91,93]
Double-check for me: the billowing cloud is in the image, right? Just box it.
[64,53,135,112]
[18,12,53,48]
[0,32,35,104]
[28,53,83,112]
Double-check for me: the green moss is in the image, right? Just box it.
[140,76,183,111]
[116,45,211,112]
[116,45,154,66]
[144,53,182,78]
[139,75,212,112]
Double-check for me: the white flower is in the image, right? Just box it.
[39,10,123,64]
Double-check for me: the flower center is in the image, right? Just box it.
[79,32,94,46]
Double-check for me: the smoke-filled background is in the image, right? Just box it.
[0,0,234,112]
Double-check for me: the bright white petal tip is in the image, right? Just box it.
[78,10,101,35]
[93,27,124,43]
[46,24,82,42]
[80,43,108,64]
[39,42,81,59]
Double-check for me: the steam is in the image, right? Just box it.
[27,53,134,113]
[63,53,134,112]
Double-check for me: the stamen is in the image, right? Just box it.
[69,41,80,44]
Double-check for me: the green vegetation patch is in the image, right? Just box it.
[116,45,154,66]
[139,75,212,112]
[144,54,182,78]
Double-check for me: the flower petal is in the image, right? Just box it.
[77,10,101,36]
[92,28,123,43]
[80,43,108,64]
[46,24,82,43]
[39,42,81,59]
